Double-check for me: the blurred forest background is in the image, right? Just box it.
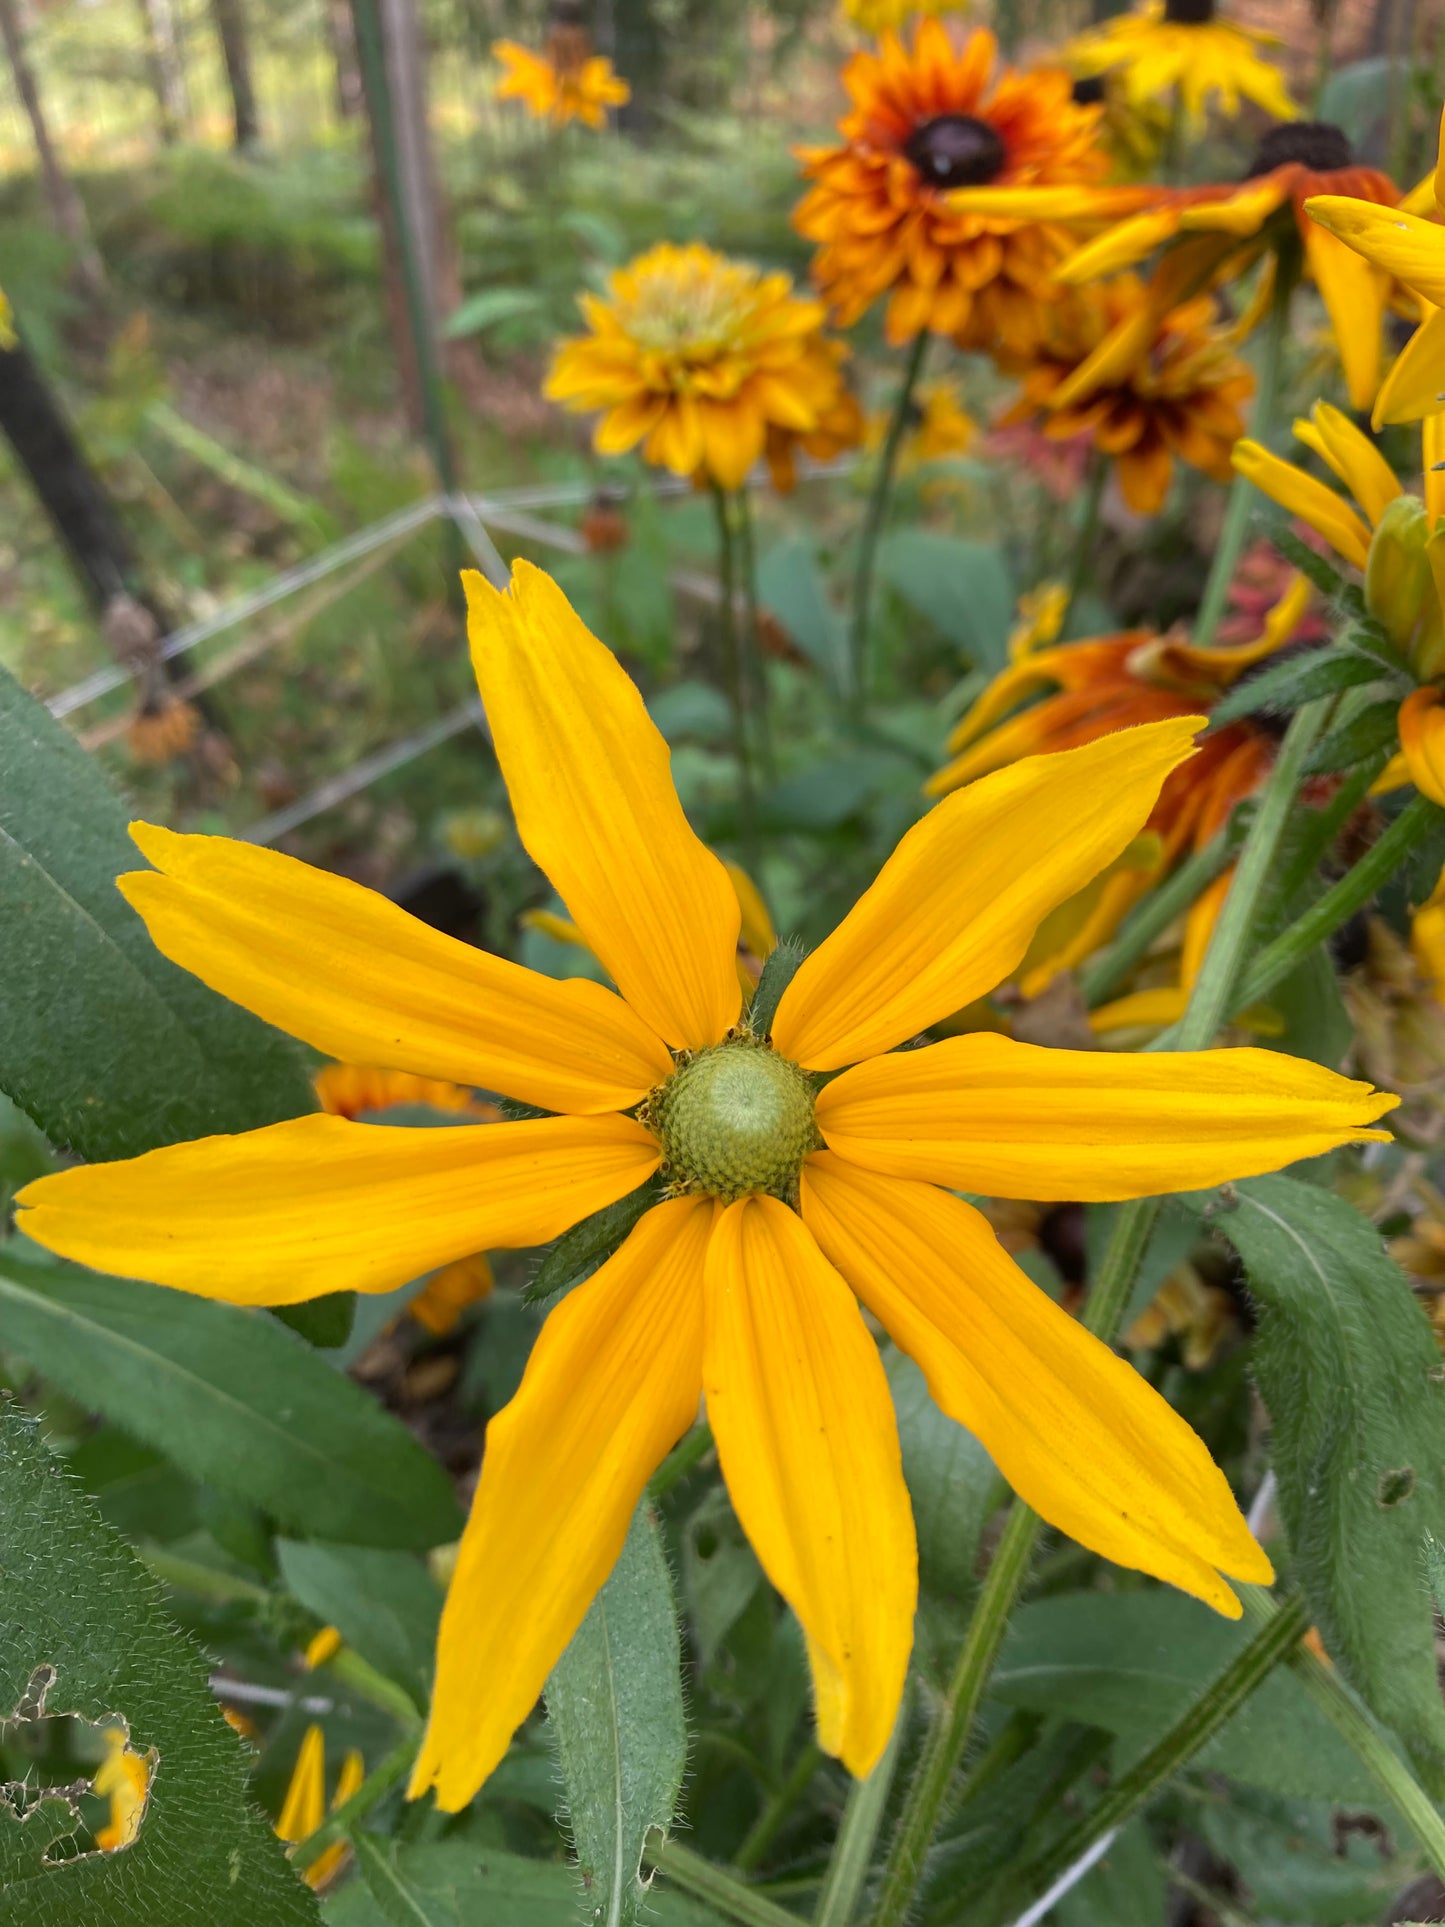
[0,0,1439,929]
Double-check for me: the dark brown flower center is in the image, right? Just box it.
[1071,75,1107,104]
[1244,120,1354,179]
[905,114,1007,189]
[1163,0,1216,23]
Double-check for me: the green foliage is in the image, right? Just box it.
[524,1179,664,1307]
[0,1251,459,1548]
[275,1543,440,1712]
[545,1504,688,1927]
[1304,697,1404,776]
[0,664,314,1161]
[756,538,848,696]
[1191,1176,1445,1789]
[0,1404,316,1925]
[876,531,1014,671]
[1207,648,1394,730]
[747,939,805,1038]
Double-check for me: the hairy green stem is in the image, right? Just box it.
[734,1742,824,1875]
[815,1708,906,1925]
[648,1838,805,1927]
[1006,1595,1308,1908]
[1231,792,1439,1014]
[713,485,758,859]
[734,486,776,782]
[869,1501,1042,1927]
[1192,266,1293,650]
[1079,831,1231,1008]
[649,1421,714,1503]
[1239,1587,1445,1879]
[1059,451,1107,637]
[288,1738,416,1872]
[1274,752,1386,907]
[848,331,928,717]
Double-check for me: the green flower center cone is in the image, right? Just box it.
[648,1037,820,1204]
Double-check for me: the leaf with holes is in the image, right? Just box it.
[0,664,315,1161]
[545,1503,687,1927]
[1186,1175,1445,1790]
[0,1403,316,1926]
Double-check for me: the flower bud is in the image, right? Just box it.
[1365,496,1445,674]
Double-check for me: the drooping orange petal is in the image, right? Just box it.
[410,1197,710,1810]
[123,825,672,1116]
[771,718,1201,1070]
[466,563,741,1050]
[704,1195,915,1777]
[16,1112,660,1304]
[801,1157,1270,1615]
[814,1033,1396,1200]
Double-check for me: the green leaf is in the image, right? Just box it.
[876,531,1014,670]
[1207,649,1388,729]
[276,1542,440,1711]
[1192,1786,1402,1925]
[442,286,546,339]
[1187,1176,1445,1789]
[0,1251,460,1548]
[524,1179,663,1306]
[1304,696,1401,775]
[1053,1820,1166,1927]
[884,1348,995,1600]
[546,1503,687,1927]
[1272,527,1348,599]
[993,1590,1383,1805]
[0,1404,317,1925]
[272,1293,357,1350]
[756,536,848,695]
[0,664,315,1161]
[747,939,805,1038]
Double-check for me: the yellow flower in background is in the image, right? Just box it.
[1064,0,1296,128]
[492,37,629,129]
[997,273,1254,513]
[841,0,968,31]
[1008,582,1069,658]
[546,242,856,491]
[794,22,1109,354]
[0,290,15,353]
[947,122,1402,411]
[1413,867,1445,1004]
[16,563,1397,1808]
[1307,107,1445,427]
[275,1725,364,1891]
[93,1727,151,1852]
[868,376,977,477]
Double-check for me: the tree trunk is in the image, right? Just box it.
[210,0,260,149]
[326,0,363,120]
[0,0,106,301]
[0,327,176,686]
[133,0,188,144]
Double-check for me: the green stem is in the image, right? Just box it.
[649,1421,715,1503]
[735,1742,823,1874]
[734,487,776,784]
[1007,1595,1308,1907]
[814,1707,905,1926]
[647,1839,806,1927]
[1081,1196,1161,1345]
[1192,266,1293,651]
[288,1739,416,1872]
[1166,1863,1263,1927]
[1231,792,1439,1016]
[713,485,758,859]
[141,1548,270,1605]
[1240,1587,1445,1879]
[325,1648,422,1726]
[848,331,928,718]
[1059,450,1107,637]
[1274,752,1385,907]
[1079,830,1232,1008]
[868,1502,1042,1927]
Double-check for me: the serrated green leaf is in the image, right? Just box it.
[276,1543,439,1711]
[0,1403,317,1925]
[1188,1176,1445,1789]
[524,1179,662,1306]
[546,1503,687,1927]
[1208,650,1387,729]
[1304,697,1401,774]
[0,664,314,1160]
[1272,528,1348,599]
[0,1252,459,1548]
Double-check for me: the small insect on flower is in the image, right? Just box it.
[17,565,1396,1810]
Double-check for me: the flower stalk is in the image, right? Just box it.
[713,484,760,855]
[848,331,929,717]
[814,1704,906,1926]
[1059,449,1108,637]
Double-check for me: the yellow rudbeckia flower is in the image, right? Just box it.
[16,564,1395,1808]
[1063,0,1297,129]
[491,37,629,129]
[1307,106,1445,427]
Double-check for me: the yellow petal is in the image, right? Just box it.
[1057,208,1186,282]
[1370,748,1413,795]
[1374,305,1445,427]
[814,1033,1397,1200]
[725,859,777,963]
[15,1112,660,1304]
[944,184,1156,222]
[1178,178,1289,237]
[410,1197,710,1811]
[466,563,740,1051]
[1305,197,1445,308]
[801,1157,1270,1615]
[704,1195,915,1777]
[1293,402,1400,527]
[1399,685,1445,807]
[771,718,1202,1071]
[1302,220,1386,413]
[123,825,672,1117]
[1231,440,1373,570]
[276,1726,326,1844]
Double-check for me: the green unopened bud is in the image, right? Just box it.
[1365,496,1445,674]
